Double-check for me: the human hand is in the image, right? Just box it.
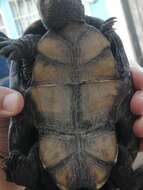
[0,87,24,190]
[130,65,143,151]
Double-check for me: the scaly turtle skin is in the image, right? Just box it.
[0,0,143,190]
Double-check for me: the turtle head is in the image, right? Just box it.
[37,0,85,31]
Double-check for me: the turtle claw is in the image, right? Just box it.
[101,17,117,33]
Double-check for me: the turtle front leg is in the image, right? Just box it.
[0,34,40,60]
[100,17,116,34]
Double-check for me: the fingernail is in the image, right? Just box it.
[2,93,20,113]
[135,91,143,98]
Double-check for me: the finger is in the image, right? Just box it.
[130,65,143,90]
[133,116,143,138]
[130,91,143,115]
[139,140,143,151]
[0,87,24,118]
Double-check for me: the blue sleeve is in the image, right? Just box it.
[0,56,10,87]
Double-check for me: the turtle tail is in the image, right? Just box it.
[37,0,85,31]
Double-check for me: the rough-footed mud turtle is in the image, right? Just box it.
[0,0,142,190]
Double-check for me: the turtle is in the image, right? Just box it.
[0,0,143,190]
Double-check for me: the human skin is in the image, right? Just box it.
[130,65,143,150]
[0,87,24,190]
[0,65,143,189]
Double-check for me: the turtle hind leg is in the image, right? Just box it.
[110,145,143,190]
[5,144,40,188]
[40,169,60,190]
[110,145,134,190]
[24,183,47,190]
[24,167,60,190]
[129,167,143,190]
[101,181,116,190]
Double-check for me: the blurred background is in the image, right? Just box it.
[0,0,143,66]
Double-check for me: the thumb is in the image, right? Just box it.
[0,87,24,118]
